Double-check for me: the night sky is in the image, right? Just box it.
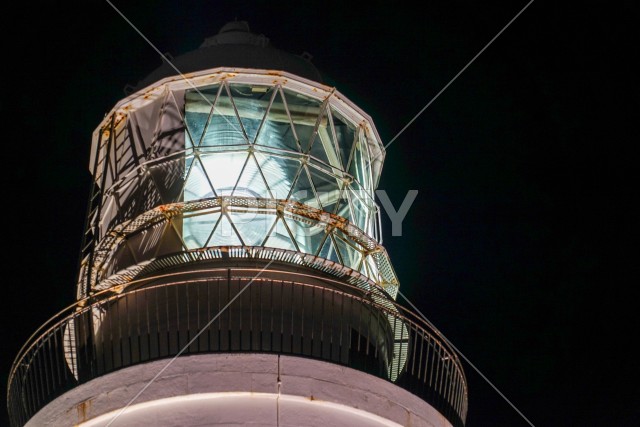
[1,1,636,426]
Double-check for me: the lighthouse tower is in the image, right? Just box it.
[7,21,467,427]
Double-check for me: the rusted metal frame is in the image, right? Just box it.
[87,197,392,290]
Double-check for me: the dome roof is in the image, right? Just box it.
[134,20,323,90]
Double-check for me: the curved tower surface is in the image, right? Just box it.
[7,21,467,427]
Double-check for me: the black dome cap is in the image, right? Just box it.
[134,20,324,90]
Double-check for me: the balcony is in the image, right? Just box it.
[7,258,467,427]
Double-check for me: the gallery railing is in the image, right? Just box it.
[7,267,467,427]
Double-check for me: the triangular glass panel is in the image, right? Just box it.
[198,151,249,196]
[349,180,374,234]
[330,106,357,170]
[349,131,374,190]
[284,215,326,256]
[283,216,320,254]
[347,188,368,231]
[287,165,320,207]
[333,231,360,270]
[334,182,355,225]
[227,212,273,247]
[350,179,375,209]
[364,256,379,282]
[208,214,242,247]
[317,233,341,264]
[193,84,248,147]
[281,216,304,252]
[307,163,341,212]
[183,155,216,201]
[184,85,221,149]
[182,211,221,250]
[253,152,301,200]
[319,180,345,216]
[228,83,274,144]
[357,253,368,276]
[259,216,279,247]
[233,153,272,198]
[307,105,336,168]
[263,217,296,251]
[255,87,301,153]
[282,88,322,153]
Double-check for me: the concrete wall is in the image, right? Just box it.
[28,353,453,427]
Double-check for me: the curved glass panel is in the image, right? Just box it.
[82,76,387,295]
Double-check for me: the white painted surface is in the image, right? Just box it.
[78,393,403,427]
[27,354,453,427]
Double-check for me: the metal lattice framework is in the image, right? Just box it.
[79,69,390,299]
[80,196,399,298]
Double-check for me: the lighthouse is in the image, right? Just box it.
[7,21,467,427]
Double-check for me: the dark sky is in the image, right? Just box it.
[1,1,636,426]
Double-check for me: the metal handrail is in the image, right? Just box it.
[77,196,400,297]
[7,270,467,427]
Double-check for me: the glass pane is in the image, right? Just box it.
[348,137,371,191]
[309,106,341,169]
[358,252,369,276]
[183,211,221,249]
[364,256,379,282]
[198,151,249,196]
[185,84,247,147]
[351,188,367,231]
[255,87,300,152]
[228,212,273,246]
[282,88,322,153]
[147,154,186,204]
[334,186,354,225]
[183,156,216,201]
[229,83,274,144]
[184,85,221,148]
[263,217,296,251]
[234,153,271,198]
[307,163,341,212]
[284,216,326,255]
[288,165,319,207]
[317,234,340,263]
[330,106,357,170]
[254,152,300,200]
[348,180,372,233]
[208,214,242,247]
[154,91,185,158]
[333,231,360,270]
